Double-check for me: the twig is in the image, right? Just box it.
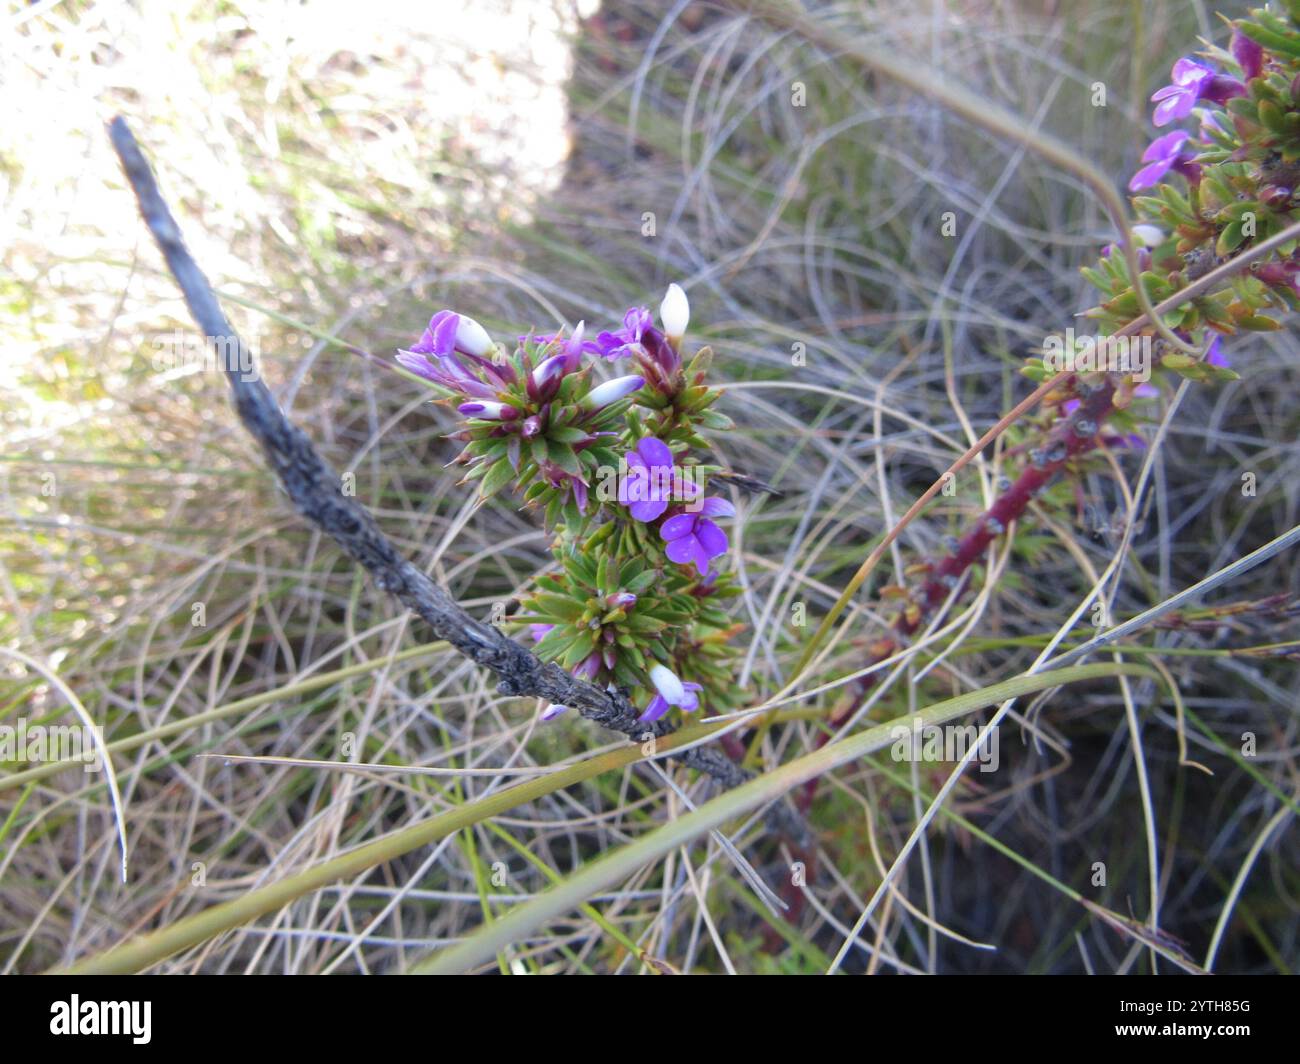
[106,116,807,842]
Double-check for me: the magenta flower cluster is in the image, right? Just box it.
[615,435,734,576]
[397,284,734,727]
[1129,33,1259,191]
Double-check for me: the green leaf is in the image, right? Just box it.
[548,425,590,444]
[1258,98,1288,134]
[625,570,659,594]
[479,457,516,500]
[533,593,587,622]
[1237,313,1281,330]
[1216,221,1246,256]
[547,441,582,476]
[534,627,584,661]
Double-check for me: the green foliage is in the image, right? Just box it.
[1072,6,1300,386]
[424,319,745,722]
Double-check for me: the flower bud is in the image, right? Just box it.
[563,320,587,372]
[649,663,686,704]
[453,314,494,357]
[530,353,567,402]
[1130,225,1164,247]
[659,283,690,341]
[581,374,644,410]
[458,400,519,421]
[1232,28,1264,80]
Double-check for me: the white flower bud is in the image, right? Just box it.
[581,374,644,410]
[1130,225,1164,248]
[659,283,690,340]
[454,314,494,357]
[649,663,686,705]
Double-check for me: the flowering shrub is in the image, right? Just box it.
[1024,6,1300,417]
[793,4,1300,833]
[396,285,744,725]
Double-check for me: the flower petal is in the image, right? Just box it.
[659,283,690,338]
[629,497,668,523]
[1143,130,1190,162]
[649,664,687,704]
[1171,57,1212,86]
[638,694,670,723]
[694,519,729,559]
[1129,159,1173,192]
[637,436,673,470]
[660,513,697,540]
[665,534,699,567]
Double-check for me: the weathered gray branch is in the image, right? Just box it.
[108,116,805,840]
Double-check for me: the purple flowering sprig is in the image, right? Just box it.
[511,544,739,724]
[398,311,647,525]
[1017,9,1300,453]
[1062,8,1300,394]
[397,285,744,726]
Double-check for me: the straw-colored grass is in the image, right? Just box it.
[2,0,1296,974]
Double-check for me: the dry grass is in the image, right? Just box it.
[2,0,1296,974]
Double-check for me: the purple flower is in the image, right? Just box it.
[594,307,654,359]
[398,310,513,397]
[617,437,697,522]
[396,349,498,397]
[528,353,568,403]
[540,702,568,721]
[523,321,602,371]
[562,321,597,371]
[607,591,637,609]
[1205,337,1229,368]
[529,623,554,642]
[1151,58,1215,127]
[638,664,703,723]
[411,310,495,359]
[661,497,734,574]
[592,302,685,395]
[1129,131,1196,191]
[1231,29,1264,80]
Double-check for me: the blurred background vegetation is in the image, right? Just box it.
[2,0,1296,973]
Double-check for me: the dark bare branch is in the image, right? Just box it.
[107,116,807,841]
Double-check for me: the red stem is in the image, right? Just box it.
[766,377,1118,938]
